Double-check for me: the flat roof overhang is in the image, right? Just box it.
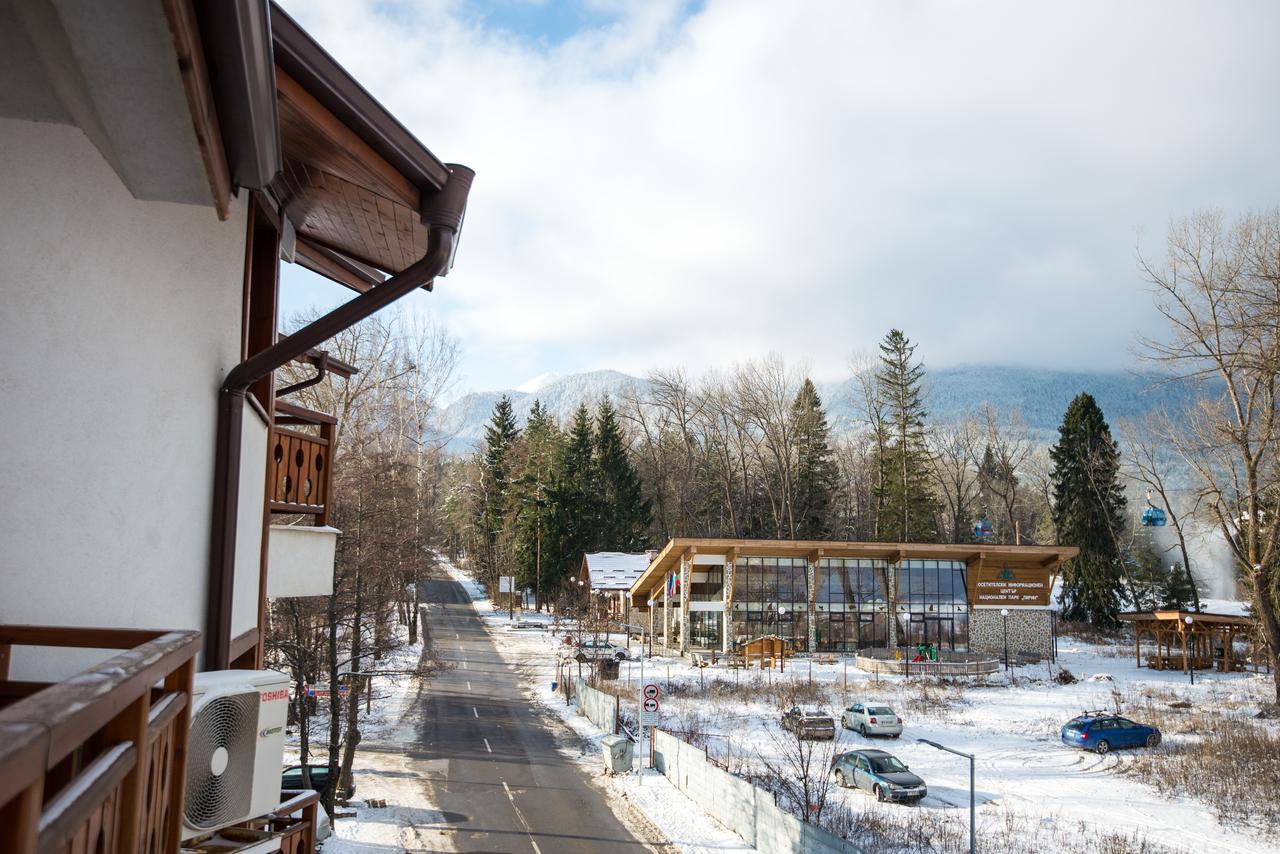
[628,537,1080,608]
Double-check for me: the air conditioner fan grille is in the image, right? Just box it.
[185,690,259,830]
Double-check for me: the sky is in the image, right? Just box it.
[278,0,1280,396]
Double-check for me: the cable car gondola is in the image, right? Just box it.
[1141,493,1168,527]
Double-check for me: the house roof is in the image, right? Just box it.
[580,553,652,591]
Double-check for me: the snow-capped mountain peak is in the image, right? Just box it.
[516,372,562,394]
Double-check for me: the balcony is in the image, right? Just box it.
[270,401,335,525]
[0,626,200,854]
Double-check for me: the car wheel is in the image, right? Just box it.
[891,733,900,739]
[1146,733,1161,748]
[615,651,626,660]
[859,724,868,737]
[575,653,587,663]
[1095,739,1111,755]
[874,785,886,802]
[835,770,847,788]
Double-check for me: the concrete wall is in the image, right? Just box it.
[652,729,863,854]
[970,608,1054,658]
[574,678,618,735]
[0,117,250,678]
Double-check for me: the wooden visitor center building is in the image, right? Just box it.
[627,538,1080,661]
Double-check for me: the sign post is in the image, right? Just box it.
[640,681,660,783]
[499,575,514,619]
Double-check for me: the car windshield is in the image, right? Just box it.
[868,706,893,715]
[870,756,907,774]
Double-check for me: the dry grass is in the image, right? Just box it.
[1124,720,1280,832]
[820,799,1182,854]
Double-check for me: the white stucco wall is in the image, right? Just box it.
[232,407,270,642]
[0,117,249,678]
[266,525,339,599]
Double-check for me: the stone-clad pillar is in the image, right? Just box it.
[679,553,691,656]
[722,557,735,654]
[807,558,819,653]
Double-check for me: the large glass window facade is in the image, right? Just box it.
[894,560,970,650]
[814,559,890,651]
[730,557,809,651]
[690,568,724,602]
[689,611,722,649]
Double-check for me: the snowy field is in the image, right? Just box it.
[446,561,1279,854]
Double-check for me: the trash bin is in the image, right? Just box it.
[600,734,634,774]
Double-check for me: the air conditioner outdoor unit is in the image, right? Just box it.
[181,669,289,841]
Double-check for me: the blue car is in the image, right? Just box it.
[1061,712,1161,754]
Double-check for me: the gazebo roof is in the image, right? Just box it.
[1119,610,1256,628]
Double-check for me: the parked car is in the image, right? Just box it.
[281,764,354,799]
[831,749,927,803]
[1060,712,1161,754]
[573,639,629,662]
[781,707,836,740]
[842,702,903,738]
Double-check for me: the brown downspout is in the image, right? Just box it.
[206,165,474,670]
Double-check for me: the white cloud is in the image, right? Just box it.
[281,0,1280,390]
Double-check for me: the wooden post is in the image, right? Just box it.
[162,657,196,854]
[1134,626,1142,668]
[0,781,41,854]
[104,693,151,852]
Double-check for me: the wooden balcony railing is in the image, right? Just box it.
[263,789,321,854]
[271,401,336,525]
[0,626,200,854]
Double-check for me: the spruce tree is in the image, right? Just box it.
[477,396,520,591]
[594,397,651,550]
[512,401,560,609]
[1050,393,1127,627]
[791,378,839,539]
[544,405,600,592]
[875,330,939,542]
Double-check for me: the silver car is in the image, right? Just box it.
[842,702,903,738]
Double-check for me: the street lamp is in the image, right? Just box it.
[1184,615,1194,686]
[1000,608,1010,672]
[918,738,975,854]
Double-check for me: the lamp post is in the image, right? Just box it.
[1184,615,1194,686]
[918,738,975,854]
[1000,608,1010,672]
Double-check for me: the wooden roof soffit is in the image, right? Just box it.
[163,0,233,220]
[296,237,385,293]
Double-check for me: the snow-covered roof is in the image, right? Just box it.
[582,552,651,590]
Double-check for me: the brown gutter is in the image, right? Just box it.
[205,165,474,670]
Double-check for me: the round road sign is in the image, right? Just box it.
[642,697,659,713]
[643,683,660,700]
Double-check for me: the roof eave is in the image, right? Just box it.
[269,2,450,195]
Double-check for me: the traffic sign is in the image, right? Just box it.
[642,697,659,713]
[643,683,660,700]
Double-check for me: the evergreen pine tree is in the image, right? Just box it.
[478,396,520,591]
[544,405,600,593]
[594,397,651,550]
[875,330,939,542]
[791,378,839,539]
[512,401,561,609]
[1051,393,1127,627]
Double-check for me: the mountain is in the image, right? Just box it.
[433,365,1199,454]
[434,370,649,453]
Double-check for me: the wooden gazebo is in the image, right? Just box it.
[1119,610,1257,673]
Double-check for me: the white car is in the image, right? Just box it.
[573,639,629,662]
[842,702,903,738]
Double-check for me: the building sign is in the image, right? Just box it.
[974,564,1049,606]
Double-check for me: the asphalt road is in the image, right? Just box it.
[406,571,648,853]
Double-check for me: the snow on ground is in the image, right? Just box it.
[442,557,755,853]
[443,559,1279,854]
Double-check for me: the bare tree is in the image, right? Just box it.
[929,416,982,543]
[1118,414,1202,613]
[978,404,1033,545]
[1138,209,1280,694]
